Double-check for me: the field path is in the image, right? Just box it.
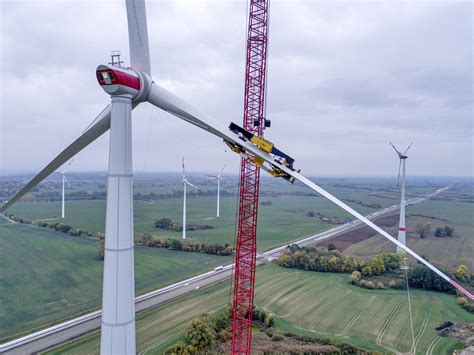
[410,300,433,354]
[376,301,401,345]
[309,290,352,330]
[337,295,377,336]
[426,336,441,355]
[376,301,402,354]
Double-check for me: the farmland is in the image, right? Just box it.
[46,264,473,354]
[7,179,388,251]
[0,222,231,341]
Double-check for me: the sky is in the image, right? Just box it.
[0,0,472,177]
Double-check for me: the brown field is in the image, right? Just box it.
[342,215,474,272]
[317,214,399,251]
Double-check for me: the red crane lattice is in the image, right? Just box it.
[231,1,269,354]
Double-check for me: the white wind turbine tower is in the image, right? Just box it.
[182,158,198,240]
[1,3,472,353]
[60,160,73,219]
[208,165,225,218]
[390,141,412,253]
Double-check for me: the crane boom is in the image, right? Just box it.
[231,1,270,354]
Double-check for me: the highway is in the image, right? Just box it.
[0,187,448,354]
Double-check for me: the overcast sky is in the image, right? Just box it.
[1,0,472,177]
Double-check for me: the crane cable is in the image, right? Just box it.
[403,255,416,352]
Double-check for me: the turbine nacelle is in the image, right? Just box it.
[96,64,152,102]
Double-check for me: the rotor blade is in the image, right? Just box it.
[62,159,74,174]
[397,159,402,186]
[126,0,151,75]
[182,157,185,179]
[63,174,69,183]
[389,141,403,158]
[146,82,473,299]
[403,142,413,155]
[217,164,226,178]
[186,181,198,189]
[0,105,112,213]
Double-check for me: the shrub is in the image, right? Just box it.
[365,281,375,289]
[359,279,367,287]
[388,280,398,288]
[377,282,384,289]
[457,297,468,306]
[271,334,284,342]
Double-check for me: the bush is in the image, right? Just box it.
[457,297,468,306]
[271,334,284,342]
[359,279,367,287]
[365,281,375,289]
[388,280,398,288]
[377,282,384,289]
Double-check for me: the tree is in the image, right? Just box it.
[185,313,216,351]
[455,264,468,282]
[155,217,172,229]
[416,222,432,238]
[265,313,274,328]
[327,243,337,251]
[98,240,105,260]
[435,227,445,237]
[444,225,455,237]
[165,342,192,355]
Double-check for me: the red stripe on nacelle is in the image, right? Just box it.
[96,69,140,91]
[399,228,406,231]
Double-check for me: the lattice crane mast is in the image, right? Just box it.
[231,0,270,354]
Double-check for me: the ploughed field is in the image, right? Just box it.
[46,264,474,355]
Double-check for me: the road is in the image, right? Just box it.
[0,187,448,354]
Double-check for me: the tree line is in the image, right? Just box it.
[277,244,402,276]
[165,306,274,354]
[139,233,233,256]
[154,217,214,232]
[6,213,102,239]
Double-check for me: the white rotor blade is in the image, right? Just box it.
[0,105,113,213]
[186,181,198,190]
[182,157,186,179]
[217,165,225,178]
[126,0,151,75]
[404,142,413,155]
[62,159,74,174]
[146,82,473,300]
[389,141,403,158]
[63,174,69,183]
[397,159,402,186]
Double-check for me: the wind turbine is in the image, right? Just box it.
[60,160,73,219]
[1,3,472,353]
[390,141,412,253]
[182,157,198,240]
[208,165,225,218]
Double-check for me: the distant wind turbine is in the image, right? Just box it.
[60,160,73,219]
[390,141,412,253]
[182,158,198,239]
[208,165,225,218]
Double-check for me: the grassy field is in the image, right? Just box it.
[0,223,231,341]
[46,264,473,354]
[8,194,377,252]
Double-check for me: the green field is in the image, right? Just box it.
[0,223,230,341]
[46,264,473,354]
[8,194,377,252]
